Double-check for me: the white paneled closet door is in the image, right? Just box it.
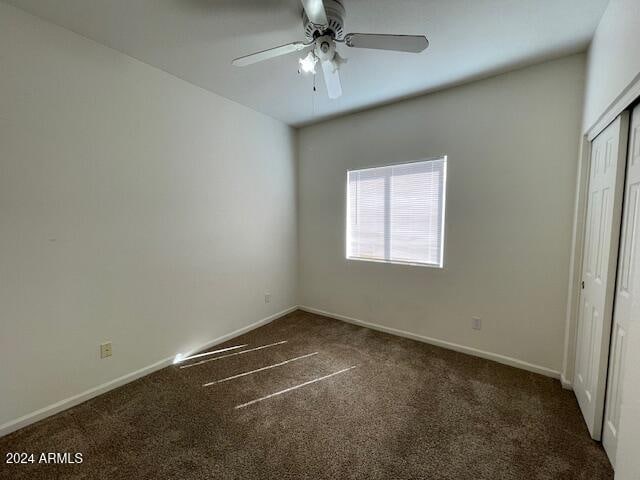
[603,104,640,467]
[574,113,629,440]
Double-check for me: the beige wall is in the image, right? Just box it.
[582,0,640,133]
[298,55,586,376]
[0,3,297,431]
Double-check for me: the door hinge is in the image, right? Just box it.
[581,280,585,289]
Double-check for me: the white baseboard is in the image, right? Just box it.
[560,373,573,390]
[1,304,562,437]
[299,305,561,380]
[177,306,298,361]
[0,306,297,438]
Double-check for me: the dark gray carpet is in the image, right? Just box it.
[0,310,613,479]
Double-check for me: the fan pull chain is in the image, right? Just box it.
[312,73,317,117]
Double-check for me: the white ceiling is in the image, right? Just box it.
[4,0,609,126]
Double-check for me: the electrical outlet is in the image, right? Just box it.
[264,292,271,304]
[100,342,112,359]
[472,317,482,330]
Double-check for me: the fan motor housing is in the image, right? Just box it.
[303,0,346,40]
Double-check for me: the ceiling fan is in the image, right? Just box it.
[231,0,429,99]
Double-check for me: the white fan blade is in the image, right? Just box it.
[301,0,328,27]
[232,42,308,67]
[321,60,342,99]
[345,34,429,53]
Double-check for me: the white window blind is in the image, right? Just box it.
[347,157,447,267]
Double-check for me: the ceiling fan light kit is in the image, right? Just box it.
[231,0,429,100]
[298,51,318,74]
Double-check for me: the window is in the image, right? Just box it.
[346,157,447,267]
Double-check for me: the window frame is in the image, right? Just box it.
[345,155,448,269]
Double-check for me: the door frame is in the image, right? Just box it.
[562,73,640,393]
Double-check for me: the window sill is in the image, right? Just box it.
[346,256,443,269]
